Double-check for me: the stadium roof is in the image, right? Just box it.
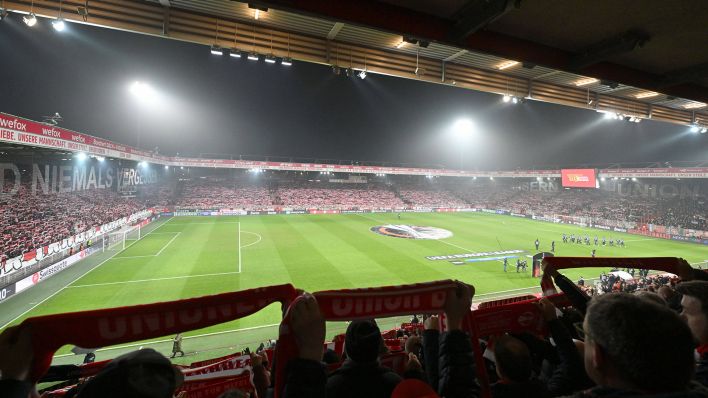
[3,0,708,129]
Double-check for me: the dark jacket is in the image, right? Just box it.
[545,318,594,395]
[423,328,440,392]
[492,379,549,398]
[560,382,708,398]
[325,359,402,398]
[438,329,480,398]
[282,358,326,398]
[0,380,32,398]
[696,352,708,388]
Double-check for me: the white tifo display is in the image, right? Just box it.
[102,225,142,252]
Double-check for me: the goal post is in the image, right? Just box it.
[102,225,141,252]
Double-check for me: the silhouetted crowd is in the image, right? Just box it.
[3,267,708,398]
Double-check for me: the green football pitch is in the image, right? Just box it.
[1,212,706,366]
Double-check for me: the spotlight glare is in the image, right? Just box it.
[75,152,87,161]
[164,165,169,170]
[502,94,511,103]
[96,156,105,162]
[690,126,700,133]
[210,45,223,56]
[497,60,519,70]
[23,13,37,26]
[281,57,292,66]
[52,19,66,31]
[512,97,518,104]
[575,77,598,86]
[247,52,259,61]
[701,128,707,134]
[358,70,367,79]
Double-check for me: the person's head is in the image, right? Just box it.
[493,335,532,383]
[633,291,666,306]
[676,281,708,345]
[344,319,383,363]
[583,293,694,392]
[657,285,674,301]
[76,348,183,398]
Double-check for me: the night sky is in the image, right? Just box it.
[0,13,705,170]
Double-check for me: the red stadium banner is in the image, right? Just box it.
[561,168,597,188]
[19,284,297,382]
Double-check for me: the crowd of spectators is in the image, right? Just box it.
[275,182,405,210]
[0,183,150,261]
[4,271,708,398]
[175,179,272,210]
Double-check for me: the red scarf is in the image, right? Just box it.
[21,284,297,381]
[274,280,458,398]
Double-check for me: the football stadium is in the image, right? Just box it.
[1,1,708,397]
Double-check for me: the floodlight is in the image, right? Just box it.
[210,45,223,56]
[701,128,707,134]
[230,49,241,58]
[512,97,518,104]
[247,52,259,61]
[52,18,65,31]
[164,165,169,170]
[358,70,367,79]
[265,55,276,64]
[281,57,293,66]
[503,95,511,103]
[23,13,37,26]
[75,152,87,161]
[690,126,700,133]
[96,156,105,162]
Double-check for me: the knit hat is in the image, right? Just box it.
[344,319,383,362]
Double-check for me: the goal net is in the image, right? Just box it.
[102,225,141,252]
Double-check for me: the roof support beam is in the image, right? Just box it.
[449,0,517,42]
[568,30,650,70]
[234,0,708,103]
[326,22,344,40]
[443,49,467,62]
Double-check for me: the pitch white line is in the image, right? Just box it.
[163,222,242,225]
[155,232,180,256]
[238,221,242,274]
[67,271,243,288]
[0,218,173,328]
[239,231,263,249]
[0,250,124,330]
[51,323,281,358]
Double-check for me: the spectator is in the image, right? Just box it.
[676,281,708,387]
[574,293,698,396]
[326,319,402,398]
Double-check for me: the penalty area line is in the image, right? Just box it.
[67,271,244,288]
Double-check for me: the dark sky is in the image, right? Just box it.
[0,13,705,170]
